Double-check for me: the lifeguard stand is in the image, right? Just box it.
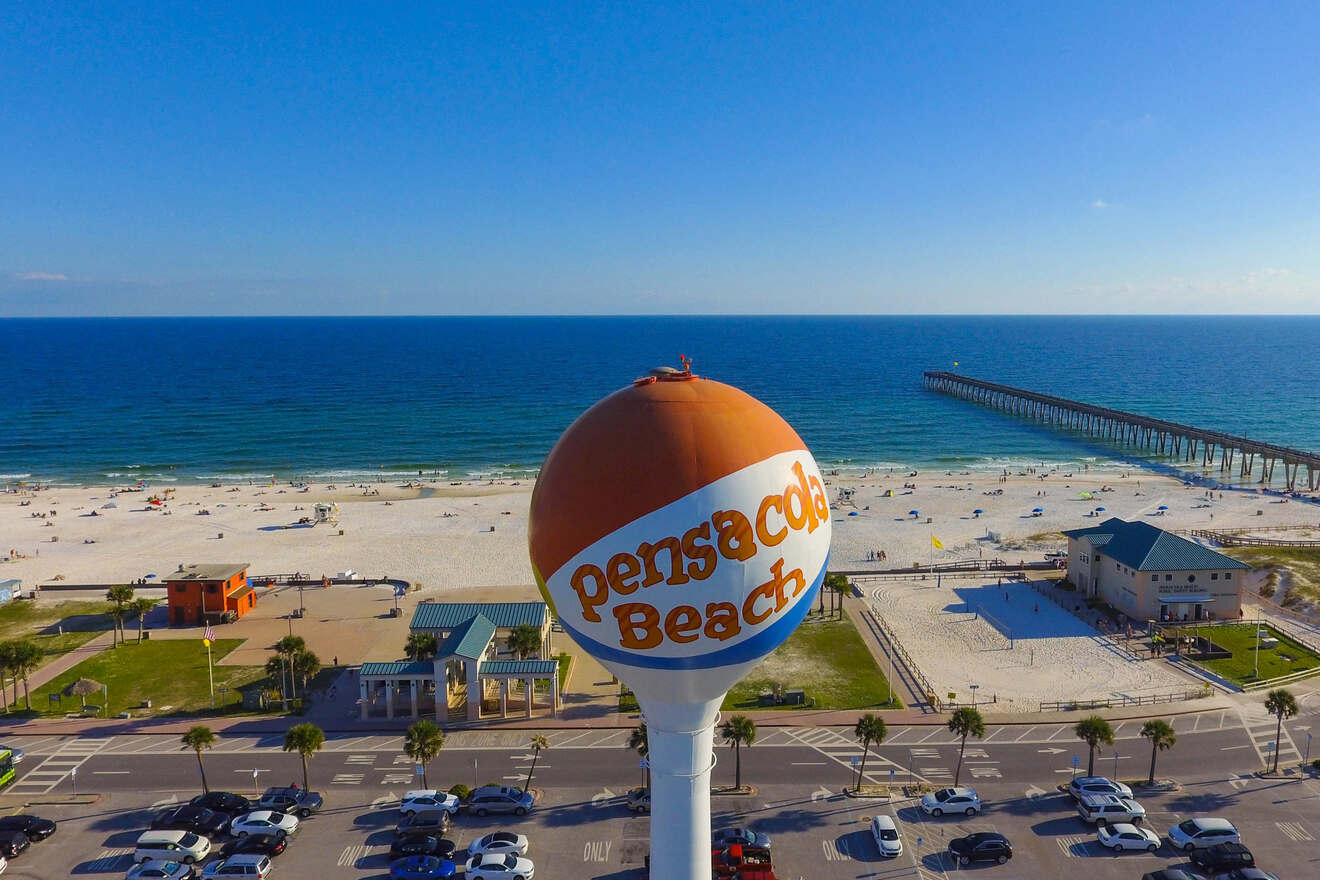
[313,502,339,525]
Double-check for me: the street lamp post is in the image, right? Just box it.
[1112,749,1120,781]
[1254,618,1262,678]
[969,684,980,708]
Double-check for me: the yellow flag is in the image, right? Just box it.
[931,536,944,549]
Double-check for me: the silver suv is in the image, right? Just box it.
[1076,793,1146,825]
[1068,776,1133,801]
[465,785,535,817]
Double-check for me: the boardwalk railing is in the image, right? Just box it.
[924,371,1320,491]
[1190,529,1320,547]
[867,608,942,712]
[1038,688,1211,712]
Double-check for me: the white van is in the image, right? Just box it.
[134,829,212,864]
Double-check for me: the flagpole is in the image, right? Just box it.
[204,635,215,708]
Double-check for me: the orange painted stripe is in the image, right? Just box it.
[529,377,807,580]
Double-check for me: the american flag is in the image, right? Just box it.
[203,623,216,641]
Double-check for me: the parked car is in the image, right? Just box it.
[1168,817,1241,852]
[200,854,274,879]
[125,861,196,880]
[1188,842,1255,872]
[1069,776,1134,801]
[948,832,1012,865]
[400,791,460,817]
[1141,871,1206,880]
[467,832,529,857]
[1097,823,1161,852]
[190,792,253,817]
[920,787,983,817]
[388,855,456,880]
[712,827,772,849]
[1076,793,1146,825]
[0,815,55,841]
[465,786,535,817]
[151,806,231,837]
[1222,870,1279,880]
[0,833,27,859]
[230,811,298,839]
[134,831,211,865]
[465,852,534,880]
[626,787,650,813]
[219,833,287,860]
[257,788,322,818]
[870,815,902,857]
[389,833,456,861]
[395,813,450,836]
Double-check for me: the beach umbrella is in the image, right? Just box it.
[1095,507,1105,513]
[1032,507,1044,513]
[973,509,983,517]
[101,502,118,509]
[1157,505,1169,511]
[908,509,919,518]
[64,677,104,710]
[144,573,156,579]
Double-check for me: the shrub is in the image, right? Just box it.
[448,784,471,802]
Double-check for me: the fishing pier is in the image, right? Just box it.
[923,371,1320,491]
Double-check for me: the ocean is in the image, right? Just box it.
[3,316,1318,486]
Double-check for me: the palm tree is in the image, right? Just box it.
[106,584,134,646]
[853,713,888,791]
[524,735,549,792]
[403,719,445,788]
[181,725,217,793]
[947,707,986,787]
[292,650,321,692]
[822,572,848,617]
[275,636,306,698]
[720,716,756,791]
[627,723,650,789]
[130,598,156,643]
[1140,719,1176,784]
[1264,689,1299,774]
[1075,715,1115,777]
[404,632,438,661]
[831,577,852,618]
[0,641,16,712]
[283,722,325,790]
[505,624,542,659]
[11,641,43,711]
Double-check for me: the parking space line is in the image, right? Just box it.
[1013,726,1038,741]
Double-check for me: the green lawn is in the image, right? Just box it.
[0,598,117,664]
[1169,623,1320,686]
[24,638,267,717]
[723,616,902,711]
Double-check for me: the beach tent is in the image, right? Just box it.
[1079,492,1093,500]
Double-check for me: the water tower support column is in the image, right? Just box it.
[646,696,721,880]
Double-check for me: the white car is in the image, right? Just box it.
[1069,776,1134,800]
[466,852,535,880]
[400,790,460,816]
[1168,817,1240,851]
[230,811,298,838]
[125,863,194,880]
[468,831,530,856]
[870,815,902,857]
[919,787,982,817]
[1097,823,1161,853]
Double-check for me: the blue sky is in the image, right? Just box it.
[2,2,1318,315]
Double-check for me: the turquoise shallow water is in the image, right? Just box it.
[3,316,1318,485]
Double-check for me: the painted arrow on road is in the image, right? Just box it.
[370,792,398,810]
[1037,747,1065,755]
[811,786,834,803]
[591,787,617,806]
[150,795,178,810]
[1024,784,1047,799]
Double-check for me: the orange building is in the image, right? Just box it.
[165,563,254,626]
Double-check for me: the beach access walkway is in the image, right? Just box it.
[0,627,117,714]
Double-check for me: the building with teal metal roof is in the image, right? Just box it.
[1063,518,1250,621]
[356,600,559,724]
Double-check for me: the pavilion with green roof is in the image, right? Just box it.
[356,600,557,721]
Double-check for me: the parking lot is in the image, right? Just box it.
[3,767,1316,879]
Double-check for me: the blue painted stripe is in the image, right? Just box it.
[558,558,829,671]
